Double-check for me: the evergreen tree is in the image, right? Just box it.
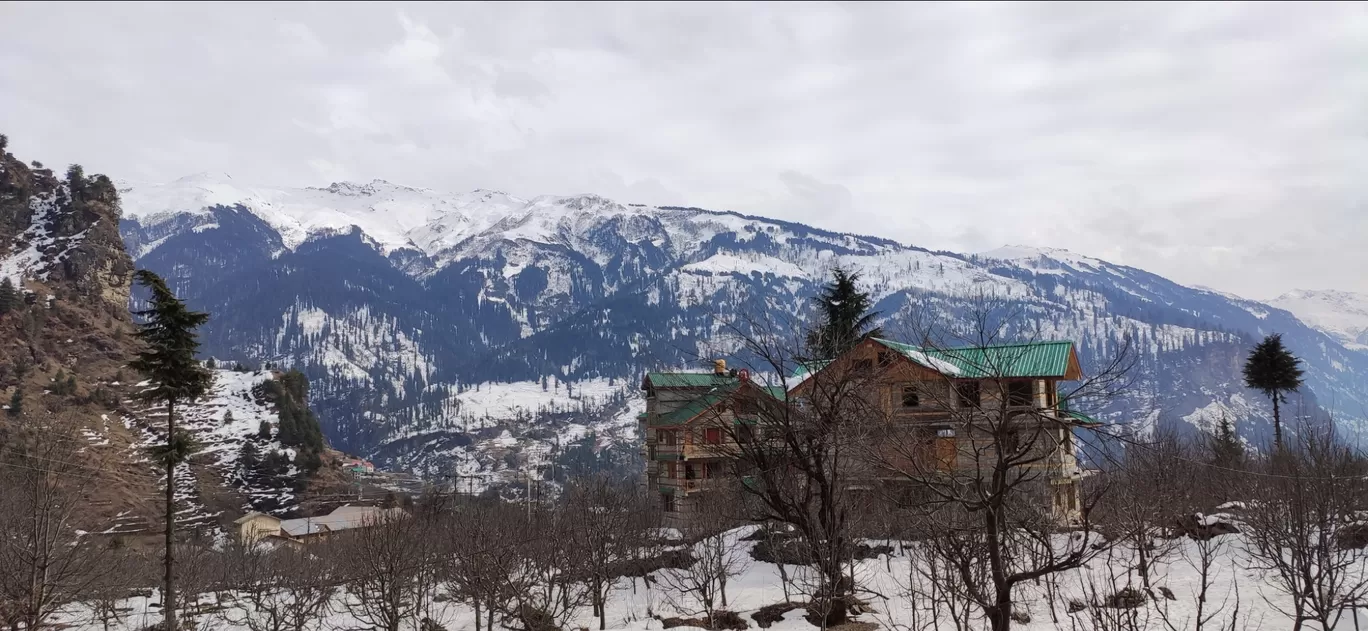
[128,269,211,631]
[239,441,260,474]
[0,277,20,315]
[805,267,883,359]
[64,375,76,395]
[1242,333,1304,448]
[1209,415,1244,469]
[257,419,271,440]
[6,389,20,417]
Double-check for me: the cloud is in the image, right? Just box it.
[1,3,1364,297]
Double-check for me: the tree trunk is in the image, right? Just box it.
[1272,396,1283,449]
[164,397,177,631]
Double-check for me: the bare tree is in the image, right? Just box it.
[0,424,119,630]
[657,526,752,627]
[1097,423,1196,595]
[499,507,592,631]
[441,499,525,631]
[707,314,881,628]
[218,542,337,631]
[1241,426,1368,631]
[562,475,656,630]
[338,511,428,631]
[1154,528,1244,631]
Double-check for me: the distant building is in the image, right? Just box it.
[342,458,376,474]
[233,504,406,545]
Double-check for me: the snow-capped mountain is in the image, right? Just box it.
[1269,289,1368,353]
[117,175,1368,477]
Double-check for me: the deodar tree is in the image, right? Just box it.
[130,269,212,631]
[1242,333,1304,449]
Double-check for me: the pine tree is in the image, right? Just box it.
[240,441,260,475]
[805,267,883,359]
[0,277,20,315]
[1209,415,1244,469]
[6,389,20,417]
[257,419,271,440]
[1242,333,1304,449]
[128,269,211,631]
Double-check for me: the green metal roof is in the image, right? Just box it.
[790,360,831,383]
[654,383,742,425]
[650,382,786,426]
[643,372,737,389]
[872,339,1077,379]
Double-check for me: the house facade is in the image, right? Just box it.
[640,339,1094,527]
[790,337,1092,523]
[639,361,782,527]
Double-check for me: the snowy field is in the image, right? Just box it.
[48,528,1368,630]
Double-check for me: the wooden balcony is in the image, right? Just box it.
[657,476,723,495]
[651,442,735,461]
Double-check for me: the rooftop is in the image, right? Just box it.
[277,505,405,537]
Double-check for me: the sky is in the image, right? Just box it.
[2,2,1366,299]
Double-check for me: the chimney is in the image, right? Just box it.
[713,359,727,375]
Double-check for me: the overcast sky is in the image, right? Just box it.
[2,2,1365,298]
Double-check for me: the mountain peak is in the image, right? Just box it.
[173,171,235,184]
[1270,289,1368,351]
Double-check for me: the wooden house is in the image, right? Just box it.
[789,337,1093,523]
[640,361,784,526]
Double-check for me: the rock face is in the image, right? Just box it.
[0,154,132,309]
[0,138,343,536]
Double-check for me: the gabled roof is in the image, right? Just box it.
[233,511,278,525]
[278,505,406,537]
[651,381,786,426]
[642,372,737,389]
[871,339,1082,380]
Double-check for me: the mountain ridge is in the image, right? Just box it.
[116,172,1368,480]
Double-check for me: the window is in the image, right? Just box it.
[705,462,722,478]
[704,428,722,444]
[662,430,676,446]
[854,359,874,373]
[877,351,894,366]
[1008,381,1033,406]
[901,385,921,408]
[684,464,696,480]
[734,396,757,415]
[662,493,676,513]
[666,462,677,479]
[737,423,755,442]
[956,382,981,408]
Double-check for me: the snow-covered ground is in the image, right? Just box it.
[46,527,1368,630]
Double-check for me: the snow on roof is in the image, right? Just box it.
[278,505,406,537]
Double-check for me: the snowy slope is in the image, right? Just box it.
[122,368,307,529]
[1269,289,1368,352]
